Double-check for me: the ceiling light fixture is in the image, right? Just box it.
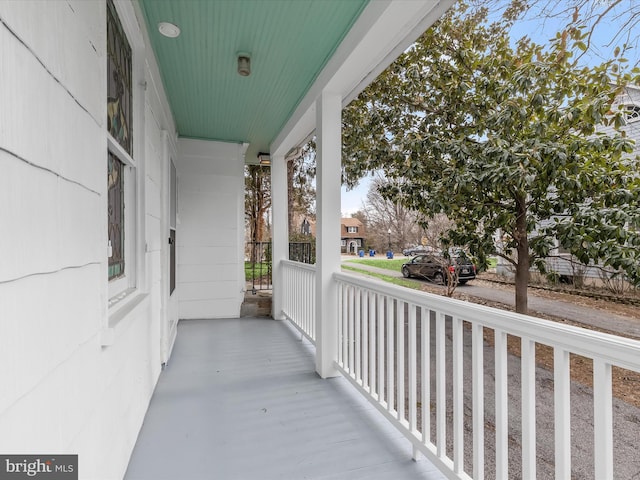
[158,22,181,38]
[237,52,251,77]
[257,152,270,166]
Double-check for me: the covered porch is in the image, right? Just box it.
[133,0,640,477]
[4,0,639,478]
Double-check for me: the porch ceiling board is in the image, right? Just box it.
[138,0,368,162]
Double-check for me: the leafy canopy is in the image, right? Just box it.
[342,2,640,296]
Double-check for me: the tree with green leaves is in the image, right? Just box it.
[286,140,316,237]
[245,165,271,245]
[342,2,640,313]
[245,140,316,251]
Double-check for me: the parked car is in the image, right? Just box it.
[401,253,476,285]
[402,245,429,256]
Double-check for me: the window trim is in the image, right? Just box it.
[100,0,150,348]
[169,159,177,296]
[106,0,145,305]
[108,151,125,281]
[107,133,137,299]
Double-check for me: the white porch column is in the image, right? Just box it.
[271,153,288,320]
[315,91,341,378]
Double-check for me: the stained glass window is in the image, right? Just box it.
[107,0,131,283]
[169,229,176,294]
[107,0,132,154]
[170,161,177,295]
[108,152,125,279]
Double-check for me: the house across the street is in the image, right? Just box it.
[341,217,366,254]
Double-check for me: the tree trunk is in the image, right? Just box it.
[255,195,265,242]
[514,195,529,314]
[248,166,268,244]
[254,171,265,242]
[287,158,295,235]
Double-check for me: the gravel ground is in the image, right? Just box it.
[433,320,640,479]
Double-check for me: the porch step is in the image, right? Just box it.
[240,290,272,317]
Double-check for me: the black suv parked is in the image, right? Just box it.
[401,254,476,285]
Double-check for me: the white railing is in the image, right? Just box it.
[333,271,640,480]
[282,260,316,344]
[279,262,640,478]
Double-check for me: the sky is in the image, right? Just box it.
[341,181,369,216]
[340,0,639,216]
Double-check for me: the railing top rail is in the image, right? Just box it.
[282,259,317,272]
[334,271,640,372]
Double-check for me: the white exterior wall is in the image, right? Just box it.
[611,85,640,157]
[176,139,246,319]
[0,1,178,479]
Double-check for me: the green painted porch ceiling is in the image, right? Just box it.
[140,0,369,162]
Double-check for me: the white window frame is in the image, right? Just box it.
[107,0,146,307]
[169,159,177,296]
[347,226,358,233]
[108,136,137,301]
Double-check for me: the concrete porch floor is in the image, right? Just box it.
[124,318,444,480]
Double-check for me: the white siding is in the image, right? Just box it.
[0,1,178,478]
[176,138,246,319]
[612,85,640,157]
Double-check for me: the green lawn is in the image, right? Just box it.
[341,264,423,290]
[348,255,498,270]
[344,257,406,271]
[245,262,270,279]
